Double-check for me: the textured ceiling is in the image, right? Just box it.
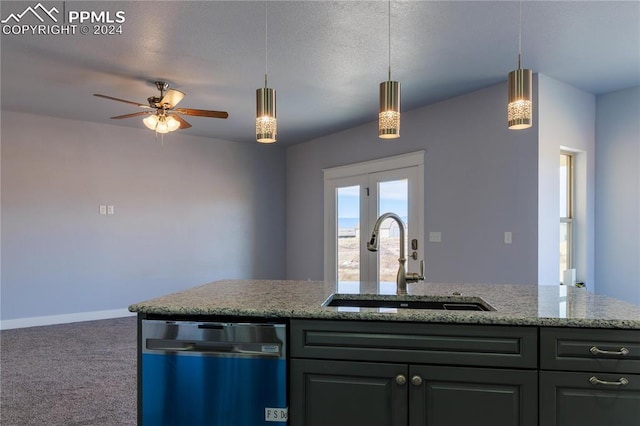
[1,1,639,145]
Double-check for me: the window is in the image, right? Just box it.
[324,152,424,294]
[559,152,574,284]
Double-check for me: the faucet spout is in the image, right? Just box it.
[367,212,405,260]
[367,212,417,295]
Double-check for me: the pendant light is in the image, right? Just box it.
[507,0,532,130]
[256,0,277,143]
[379,0,400,139]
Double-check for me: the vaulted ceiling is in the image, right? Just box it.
[1,1,638,145]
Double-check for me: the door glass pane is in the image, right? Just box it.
[377,179,408,293]
[337,186,360,293]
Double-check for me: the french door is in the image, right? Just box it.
[324,152,424,294]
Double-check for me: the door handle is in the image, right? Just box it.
[589,376,629,386]
[590,346,630,356]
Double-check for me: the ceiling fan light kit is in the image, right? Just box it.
[143,113,180,134]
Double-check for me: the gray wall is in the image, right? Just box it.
[595,86,640,306]
[1,111,286,321]
[538,75,596,287]
[287,81,539,284]
[4,84,635,323]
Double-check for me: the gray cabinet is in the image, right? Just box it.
[540,327,640,426]
[290,320,538,426]
[290,359,407,426]
[411,365,537,426]
[539,370,640,425]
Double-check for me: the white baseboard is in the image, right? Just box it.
[0,308,135,330]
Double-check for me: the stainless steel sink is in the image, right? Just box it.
[322,294,495,311]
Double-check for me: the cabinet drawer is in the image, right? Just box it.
[291,320,537,368]
[541,328,640,374]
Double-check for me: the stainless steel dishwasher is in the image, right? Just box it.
[141,319,288,425]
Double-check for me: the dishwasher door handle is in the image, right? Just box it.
[146,339,281,357]
[146,339,202,352]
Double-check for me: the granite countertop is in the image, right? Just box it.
[128,280,640,329]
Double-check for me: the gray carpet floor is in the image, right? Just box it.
[0,316,137,425]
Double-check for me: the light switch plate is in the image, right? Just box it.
[429,232,442,243]
[99,205,107,215]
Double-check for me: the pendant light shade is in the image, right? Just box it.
[507,67,532,129]
[507,0,532,130]
[379,80,400,138]
[256,86,277,143]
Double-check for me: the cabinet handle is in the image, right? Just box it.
[590,346,630,356]
[589,376,629,386]
[411,375,423,386]
[395,374,407,385]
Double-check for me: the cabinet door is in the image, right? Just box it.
[409,365,538,426]
[290,359,408,426]
[540,370,640,426]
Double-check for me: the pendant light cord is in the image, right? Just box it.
[517,0,522,69]
[265,0,269,88]
[388,0,391,80]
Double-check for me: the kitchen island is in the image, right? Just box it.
[129,279,640,328]
[130,280,640,426]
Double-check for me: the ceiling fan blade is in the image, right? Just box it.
[110,111,154,119]
[174,108,229,119]
[160,89,185,109]
[171,114,192,129]
[94,94,151,109]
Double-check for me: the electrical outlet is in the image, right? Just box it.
[504,231,512,244]
[107,205,114,215]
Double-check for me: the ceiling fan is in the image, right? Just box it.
[94,81,228,134]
